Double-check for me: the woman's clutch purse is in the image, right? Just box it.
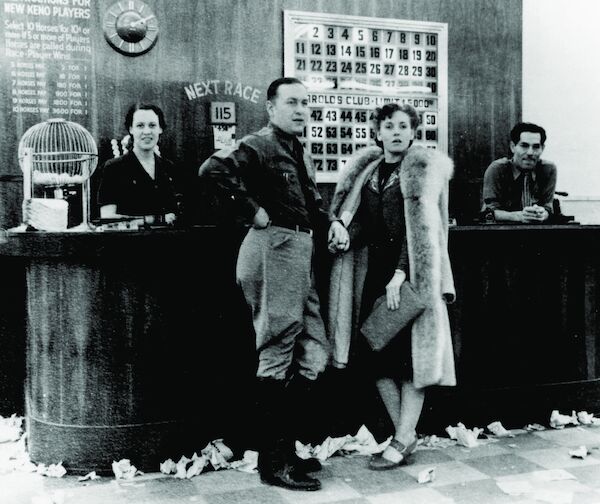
[360,282,426,351]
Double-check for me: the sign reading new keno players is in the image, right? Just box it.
[284,10,448,183]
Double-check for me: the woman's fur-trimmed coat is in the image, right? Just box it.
[328,145,456,388]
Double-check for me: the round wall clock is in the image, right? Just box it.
[103,0,159,56]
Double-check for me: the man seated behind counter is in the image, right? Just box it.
[482,122,557,223]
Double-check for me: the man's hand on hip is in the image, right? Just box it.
[253,207,270,228]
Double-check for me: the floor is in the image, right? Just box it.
[3,423,600,504]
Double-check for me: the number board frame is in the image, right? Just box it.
[284,10,448,183]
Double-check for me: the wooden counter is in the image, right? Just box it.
[421,224,600,432]
[1,224,599,471]
[1,226,253,473]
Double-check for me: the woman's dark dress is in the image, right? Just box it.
[96,151,179,217]
[356,160,413,381]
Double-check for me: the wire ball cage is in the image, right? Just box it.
[17,118,98,228]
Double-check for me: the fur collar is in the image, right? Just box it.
[400,146,454,199]
[329,146,382,219]
[330,145,454,218]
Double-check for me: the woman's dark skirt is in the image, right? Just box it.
[357,242,413,382]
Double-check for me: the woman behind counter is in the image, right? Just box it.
[328,103,456,470]
[96,103,180,224]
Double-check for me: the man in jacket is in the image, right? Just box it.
[199,77,345,491]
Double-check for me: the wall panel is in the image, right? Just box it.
[0,0,521,227]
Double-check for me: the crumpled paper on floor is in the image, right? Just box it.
[418,434,456,450]
[37,462,66,478]
[159,458,177,475]
[568,445,589,459]
[340,424,391,456]
[160,439,235,479]
[161,454,204,479]
[229,450,258,473]
[112,459,143,480]
[550,410,579,429]
[202,439,233,470]
[0,414,23,443]
[417,467,435,483]
[445,423,483,448]
[295,425,390,461]
[525,423,546,432]
[487,421,515,437]
[184,454,207,479]
[77,471,100,482]
[576,411,600,426]
[296,435,350,461]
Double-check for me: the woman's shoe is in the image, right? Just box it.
[368,437,417,471]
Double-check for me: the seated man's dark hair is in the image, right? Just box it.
[510,122,546,145]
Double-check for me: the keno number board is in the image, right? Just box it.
[284,10,448,182]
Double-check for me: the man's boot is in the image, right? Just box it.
[284,374,324,475]
[255,377,321,491]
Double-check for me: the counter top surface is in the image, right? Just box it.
[1,223,600,258]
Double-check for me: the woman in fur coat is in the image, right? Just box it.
[328,103,455,470]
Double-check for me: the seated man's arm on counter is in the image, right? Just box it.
[198,142,263,226]
[482,160,542,223]
[482,161,520,222]
[536,162,558,216]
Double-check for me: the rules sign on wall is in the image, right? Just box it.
[284,10,447,183]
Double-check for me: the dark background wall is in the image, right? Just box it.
[0,0,521,227]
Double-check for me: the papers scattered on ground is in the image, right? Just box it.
[296,425,390,462]
[576,411,600,426]
[418,434,456,450]
[229,450,258,473]
[568,446,589,459]
[2,403,600,491]
[37,462,67,478]
[206,439,234,469]
[487,421,515,437]
[445,423,483,448]
[417,467,435,483]
[525,423,546,432]
[0,414,23,443]
[342,425,391,456]
[549,409,600,429]
[550,410,579,429]
[172,454,206,479]
[77,471,101,482]
[159,439,235,479]
[112,459,143,480]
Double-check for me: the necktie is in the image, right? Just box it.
[521,171,533,208]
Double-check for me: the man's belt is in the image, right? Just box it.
[270,222,313,236]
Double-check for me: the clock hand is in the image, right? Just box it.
[129,15,155,28]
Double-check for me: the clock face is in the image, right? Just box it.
[103,0,159,56]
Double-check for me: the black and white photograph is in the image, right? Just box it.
[1,1,600,502]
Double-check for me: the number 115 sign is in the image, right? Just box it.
[284,10,448,183]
